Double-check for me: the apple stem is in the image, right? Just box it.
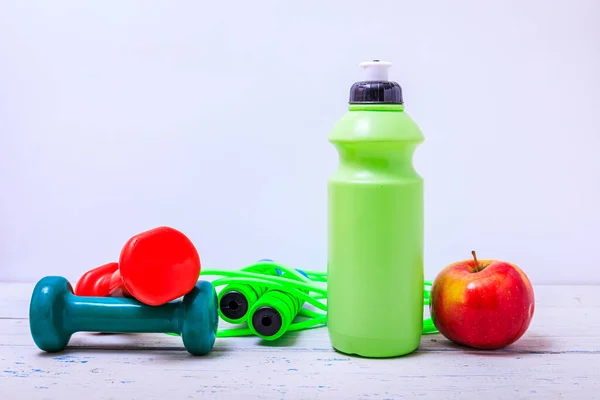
[471,250,481,272]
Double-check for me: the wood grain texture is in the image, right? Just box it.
[1,283,599,399]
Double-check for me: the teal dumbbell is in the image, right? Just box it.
[29,276,218,355]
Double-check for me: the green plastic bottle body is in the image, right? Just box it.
[327,104,424,357]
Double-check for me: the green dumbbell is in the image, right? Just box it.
[29,276,218,355]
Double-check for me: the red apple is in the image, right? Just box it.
[429,251,535,349]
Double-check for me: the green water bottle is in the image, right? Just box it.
[327,60,425,357]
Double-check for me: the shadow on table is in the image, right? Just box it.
[255,331,302,348]
[422,334,557,357]
[31,332,227,360]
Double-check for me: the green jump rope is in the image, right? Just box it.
[169,260,438,340]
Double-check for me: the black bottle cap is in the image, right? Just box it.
[219,291,248,320]
[349,60,403,104]
[251,306,282,337]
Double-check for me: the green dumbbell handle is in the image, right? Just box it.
[29,276,218,355]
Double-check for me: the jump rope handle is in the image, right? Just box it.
[217,259,273,323]
[248,288,303,340]
[218,284,267,324]
[217,259,308,340]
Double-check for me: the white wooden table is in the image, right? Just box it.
[1,283,598,399]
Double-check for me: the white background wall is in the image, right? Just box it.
[1,0,599,285]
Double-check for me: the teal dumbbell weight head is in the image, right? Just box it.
[29,276,218,355]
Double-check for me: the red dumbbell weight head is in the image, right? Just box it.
[74,226,201,306]
[119,226,201,306]
[74,262,130,298]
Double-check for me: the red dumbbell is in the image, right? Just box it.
[74,261,128,298]
[74,226,201,306]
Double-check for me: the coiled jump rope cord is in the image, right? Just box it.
[170,260,438,339]
[201,260,328,338]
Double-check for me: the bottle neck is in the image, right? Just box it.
[348,104,404,112]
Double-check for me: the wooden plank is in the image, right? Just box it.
[2,283,599,398]
[2,314,600,355]
[4,286,600,354]
[1,333,598,399]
